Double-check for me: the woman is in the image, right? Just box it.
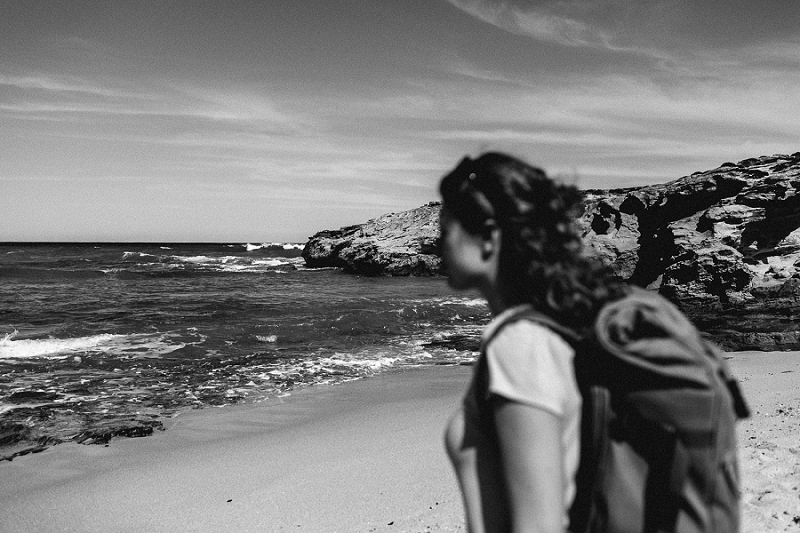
[440,153,615,533]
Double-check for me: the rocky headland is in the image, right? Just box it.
[302,202,442,276]
[302,152,800,350]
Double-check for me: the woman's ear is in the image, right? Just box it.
[480,219,501,259]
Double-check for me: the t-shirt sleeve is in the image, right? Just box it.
[485,320,576,417]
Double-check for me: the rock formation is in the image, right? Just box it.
[577,153,800,350]
[302,202,442,276]
[303,152,800,350]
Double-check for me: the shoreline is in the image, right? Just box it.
[0,365,473,533]
[0,353,798,532]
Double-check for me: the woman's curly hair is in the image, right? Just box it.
[439,152,621,332]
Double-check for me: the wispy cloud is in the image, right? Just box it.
[1,72,307,135]
[411,57,800,187]
[443,59,519,85]
[173,87,304,127]
[1,33,304,129]
[443,0,800,71]
[445,0,612,48]
[0,74,139,98]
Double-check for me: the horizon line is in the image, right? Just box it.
[0,241,308,246]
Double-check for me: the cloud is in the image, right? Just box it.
[443,59,518,85]
[412,58,800,188]
[442,0,680,59]
[0,74,133,98]
[443,0,800,70]
[173,87,302,126]
[445,0,613,48]
[1,33,303,129]
[0,72,305,135]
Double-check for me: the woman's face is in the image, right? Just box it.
[439,206,487,291]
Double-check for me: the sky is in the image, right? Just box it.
[1,0,798,243]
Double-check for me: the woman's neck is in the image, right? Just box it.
[482,286,510,317]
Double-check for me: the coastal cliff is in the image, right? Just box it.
[303,152,800,350]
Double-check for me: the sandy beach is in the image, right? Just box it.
[731,351,800,533]
[1,352,798,533]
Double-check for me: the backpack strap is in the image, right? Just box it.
[482,306,580,347]
[568,383,611,533]
[474,306,581,449]
[702,341,751,419]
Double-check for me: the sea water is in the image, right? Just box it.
[0,243,487,458]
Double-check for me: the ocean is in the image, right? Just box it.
[0,243,487,460]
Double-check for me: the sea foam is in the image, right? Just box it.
[0,333,126,359]
[119,251,300,272]
[0,332,198,360]
[245,242,304,252]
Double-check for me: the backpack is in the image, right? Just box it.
[476,287,750,533]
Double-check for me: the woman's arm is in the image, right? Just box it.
[493,397,565,533]
[445,406,509,533]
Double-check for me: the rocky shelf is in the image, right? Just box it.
[302,152,800,350]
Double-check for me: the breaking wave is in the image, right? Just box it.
[0,331,199,360]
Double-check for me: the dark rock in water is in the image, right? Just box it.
[7,390,61,403]
[74,419,164,445]
[422,334,482,353]
[0,421,54,461]
[0,414,164,461]
[303,152,800,350]
[0,422,31,447]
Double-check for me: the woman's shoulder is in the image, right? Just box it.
[492,314,572,350]
[484,315,579,413]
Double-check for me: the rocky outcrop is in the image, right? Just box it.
[302,202,442,275]
[575,152,800,349]
[303,152,800,349]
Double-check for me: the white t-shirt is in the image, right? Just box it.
[467,305,582,520]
